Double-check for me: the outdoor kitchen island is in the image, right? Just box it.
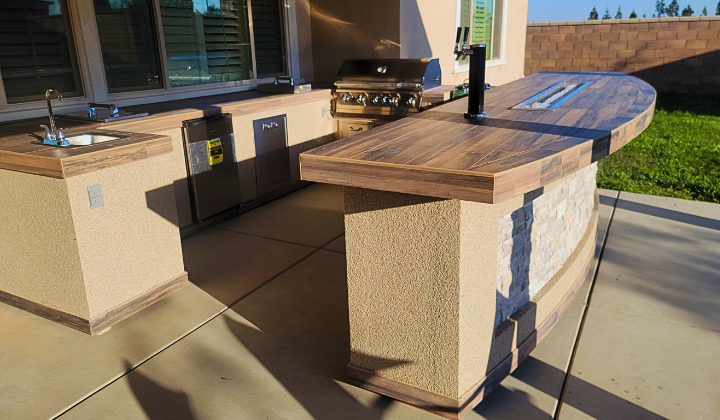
[300,71,656,419]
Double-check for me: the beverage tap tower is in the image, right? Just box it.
[454,27,488,119]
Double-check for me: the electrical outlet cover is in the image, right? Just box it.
[88,184,104,209]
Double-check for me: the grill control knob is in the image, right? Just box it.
[389,96,399,105]
[381,96,389,104]
[407,97,416,106]
[342,94,352,103]
[372,96,380,105]
[357,93,367,106]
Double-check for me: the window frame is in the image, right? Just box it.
[0,0,293,121]
[454,0,508,74]
[0,0,92,107]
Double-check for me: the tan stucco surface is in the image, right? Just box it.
[0,148,186,322]
[0,169,89,318]
[345,164,597,400]
[345,190,463,397]
[66,152,185,319]
[457,195,526,397]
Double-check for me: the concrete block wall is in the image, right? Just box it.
[525,16,720,94]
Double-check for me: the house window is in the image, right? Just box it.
[0,0,84,104]
[0,0,289,108]
[159,0,254,87]
[458,0,504,61]
[92,0,164,93]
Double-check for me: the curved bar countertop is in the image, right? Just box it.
[301,72,655,204]
[300,72,656,419]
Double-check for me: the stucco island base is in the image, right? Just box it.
[344,163,599,419]
[0,148,187,335]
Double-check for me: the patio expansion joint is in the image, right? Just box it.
[553,191,619,420]
[51,232,346,420]
[699,392,720,420]
[210,226,323,249]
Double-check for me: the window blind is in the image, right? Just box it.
[0,0,82,103]
[93,0,163,93]
[251,0,286,77]
[160,0,252,87]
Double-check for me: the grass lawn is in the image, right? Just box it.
[597,93,720,203]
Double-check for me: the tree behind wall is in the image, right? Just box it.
[681,4,694,15]
[630,8,638,17]
[603,7,611,18]
[667,0,680,16]
[716,1,720,15]
[615,6,622,18]
[589,6,599,19]
[701,6,707,15]
[656,0,666,16]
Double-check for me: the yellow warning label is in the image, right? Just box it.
[208,138,223,165]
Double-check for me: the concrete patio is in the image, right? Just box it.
[1,183,719,420]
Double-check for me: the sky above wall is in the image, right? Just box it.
[528,0,718,22]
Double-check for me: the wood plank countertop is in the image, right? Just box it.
[0,129,172,179]
[0,89,332,178]
[300,72,656,204]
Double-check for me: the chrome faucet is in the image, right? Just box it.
[40,89,68,146]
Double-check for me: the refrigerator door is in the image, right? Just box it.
[253,115,290,194]
[183,113,243,222]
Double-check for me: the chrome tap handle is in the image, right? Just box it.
[454,27,473,61]
[39,125,55,141]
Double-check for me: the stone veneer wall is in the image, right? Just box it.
[495,162,597,326]
[525,16,720,94]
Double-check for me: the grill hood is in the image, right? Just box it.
[335,58,441,89]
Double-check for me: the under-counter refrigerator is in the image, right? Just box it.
[182,113,243,222]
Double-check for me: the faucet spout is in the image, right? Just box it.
[45,89,63,141]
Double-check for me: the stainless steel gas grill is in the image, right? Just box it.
[333,58,441,119]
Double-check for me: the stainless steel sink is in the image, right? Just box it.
[64,133,126,146]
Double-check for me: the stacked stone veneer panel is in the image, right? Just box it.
[525,16,720,94]
[495,163,597,327]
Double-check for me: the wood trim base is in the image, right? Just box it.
[347,208,598,419]
[0,272,188,335]
[0,288,91,333]
[89,272,188,334]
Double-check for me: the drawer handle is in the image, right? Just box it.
[263,122,279,130]
[349,127,363,132]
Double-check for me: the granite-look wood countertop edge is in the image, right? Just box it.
[0,129,173,179]
[0,89,332,178]
[300,73,656,204]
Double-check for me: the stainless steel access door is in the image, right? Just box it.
[182,113,243,222]
[253,115,290,194]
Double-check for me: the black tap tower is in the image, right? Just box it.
[454,27,487,119]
